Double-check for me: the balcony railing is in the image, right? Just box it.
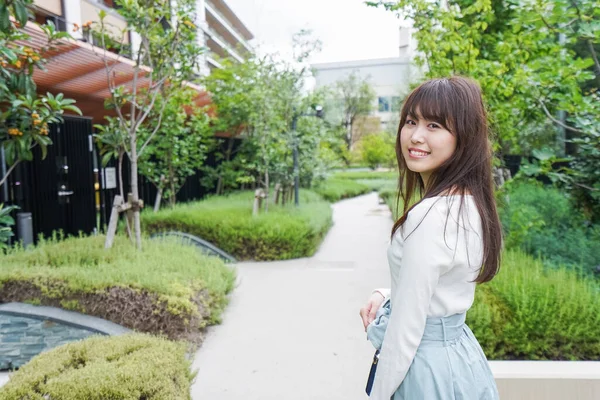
[206,27,244,63]
[204,0,252,53]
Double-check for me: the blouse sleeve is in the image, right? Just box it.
[369,202,455,399]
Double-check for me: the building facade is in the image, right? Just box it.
[3,0,253,241]
[311,26,420,135]
[31,0,254,76]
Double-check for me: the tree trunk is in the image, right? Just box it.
[216,138,234,195]
[273,183,281,204]
[118,151,125,199]
[130,134,142,250]
[264,168,269,212]
[168,151,176,208]
[118,151,132,240]
[169,180,176,208]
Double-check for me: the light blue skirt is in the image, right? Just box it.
[392,313,499,400]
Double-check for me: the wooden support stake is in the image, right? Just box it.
[253,189,266,216]
[104,195,123,249]
[126,193,134,241]
[273,183,281,204]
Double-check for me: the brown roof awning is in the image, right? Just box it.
[19,22,211,124]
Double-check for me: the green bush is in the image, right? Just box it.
[358,133,396,170]
[0,334,194,399]
[499,180,600,275]
[332,170,397,180]
[0,235,235,341]
[355,179,397,193]
[313,179,371,202]
[142,190,332,261]
[467,250,600,360]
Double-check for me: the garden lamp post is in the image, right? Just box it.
[292,105,324,207]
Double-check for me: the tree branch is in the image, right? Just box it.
[0,160,21,188]
[138,98,169,157]
[536,98,586,134]
[588,40,600,77]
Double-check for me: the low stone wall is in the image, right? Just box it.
[490,360,600,400]
[0,302,130,370]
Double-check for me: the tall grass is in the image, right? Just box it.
[468,250,600,360]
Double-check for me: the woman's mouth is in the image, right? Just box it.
[408,148,431,158]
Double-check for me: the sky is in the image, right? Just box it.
[225,0,406,65]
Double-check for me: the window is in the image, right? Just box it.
[378,97,390,112]
[391,96,402,112]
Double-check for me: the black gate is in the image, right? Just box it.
[6,116,96,240]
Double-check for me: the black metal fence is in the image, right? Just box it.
[4,116,96,241]
[1,116,241,243]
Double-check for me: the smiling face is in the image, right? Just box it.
[399,110,457,186]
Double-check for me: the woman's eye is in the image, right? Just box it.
[429,123,440,129]
[406,119,416,125]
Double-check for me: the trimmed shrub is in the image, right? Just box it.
[0,235,235,343]
[355,179,397,193]
[0,334,194,399]
[468,250,600,360]
[332,170,397,180]
[313,179,371,202]
[143,190,332,261]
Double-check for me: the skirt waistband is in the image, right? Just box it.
[421,313,467,345]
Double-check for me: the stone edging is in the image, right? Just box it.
[0,302,131,336]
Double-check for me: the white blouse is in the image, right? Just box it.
[370,195,484,399]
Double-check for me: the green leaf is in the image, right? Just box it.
[63,105,83,115]
[0,3,10,32]
[532,148,554,161]
[13,1,29,28]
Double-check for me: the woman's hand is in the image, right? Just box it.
[359,291,385,331]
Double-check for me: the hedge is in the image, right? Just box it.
[0,334,194,400]
[0,235,235,343]
[313,178,371,202]
[468,250,600,360]
[332,170,397,180]
[143,190,332,261]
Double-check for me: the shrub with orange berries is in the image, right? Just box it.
[39,123,49,136]
[8,128,23,137]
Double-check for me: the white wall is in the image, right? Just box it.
[312,58,413,129]
[195,0,212,77]
[64,0,83,39]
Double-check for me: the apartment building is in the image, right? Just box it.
[30,0,253,76]
[3,0,254,240]
[311,26,420,136]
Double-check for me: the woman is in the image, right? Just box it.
[359,77,501,399]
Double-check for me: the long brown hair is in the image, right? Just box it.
[391,77,502,284]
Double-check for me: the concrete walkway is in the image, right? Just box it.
[190,192,392,400]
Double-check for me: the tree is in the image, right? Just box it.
[360,132,396,170]
[329,71,376,152]
[369,0,600,219]
[0,0,81,187]
[138,87,213,210]
[92,0,203,248]
[202,30,325,212]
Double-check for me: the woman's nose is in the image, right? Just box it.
[411,127,426,144]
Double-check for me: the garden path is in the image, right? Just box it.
[190,192,392,400]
